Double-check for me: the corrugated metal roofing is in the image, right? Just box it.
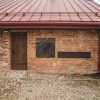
[0,0,100,29]
[0,0,100,22]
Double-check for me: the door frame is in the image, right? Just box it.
[10,31,27,70]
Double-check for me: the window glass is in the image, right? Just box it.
[36,38,55,58]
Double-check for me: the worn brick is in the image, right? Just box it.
[0,30,99,77]
[27,30,99,75]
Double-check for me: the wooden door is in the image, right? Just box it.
[11,32,27,70]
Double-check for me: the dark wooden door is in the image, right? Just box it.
[11,32,27,70]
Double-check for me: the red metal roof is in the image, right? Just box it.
[0,0,100,28]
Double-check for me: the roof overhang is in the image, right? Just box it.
[0,21,100,29]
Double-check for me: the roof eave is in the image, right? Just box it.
[0,22,100,29]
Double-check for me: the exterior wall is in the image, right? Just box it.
[0,31,11,77]
[27,30,99,74]
[0,29,99,77]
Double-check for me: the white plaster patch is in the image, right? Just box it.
[53,62,56,66]
[67,65,76,73]
[2,63,8,67]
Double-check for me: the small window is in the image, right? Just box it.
[36,38,55,58]
[58,52,91,58]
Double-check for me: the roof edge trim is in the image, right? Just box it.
[0,22,100,29]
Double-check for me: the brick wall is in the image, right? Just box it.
[0,29,99,77]
[0,31,11,77]
[27,30,99,74]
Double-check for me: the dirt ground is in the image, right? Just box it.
[0,74,100,100]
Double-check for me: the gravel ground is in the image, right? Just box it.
[0,74,100,100]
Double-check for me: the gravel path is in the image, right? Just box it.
[0,75,100,100]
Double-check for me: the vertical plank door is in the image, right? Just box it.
[11,32,27,70]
